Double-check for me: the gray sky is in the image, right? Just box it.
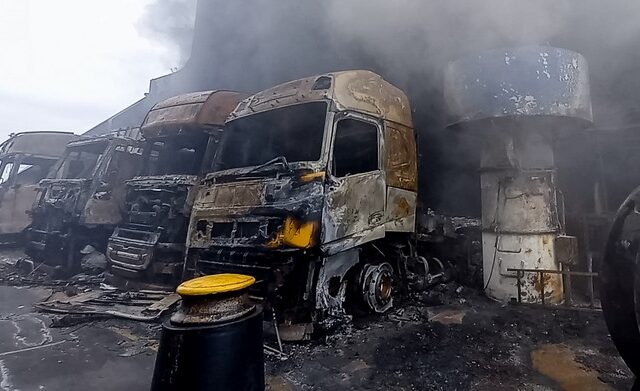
[0,0,180,140]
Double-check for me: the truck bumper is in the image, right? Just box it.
[107,227,183,281]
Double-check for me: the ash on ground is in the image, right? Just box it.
[0,250,632,390]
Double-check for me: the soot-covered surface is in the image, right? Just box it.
[0,250,632,390]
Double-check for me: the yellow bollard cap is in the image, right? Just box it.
[177,274,256,297]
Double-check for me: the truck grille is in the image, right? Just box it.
[209,219,281,240]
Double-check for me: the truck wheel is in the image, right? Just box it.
[358,262,394,313]
[601,185,640,377]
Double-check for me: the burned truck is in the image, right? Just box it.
[26,132,142,272]
[106,91,247,285]
[184,71,453,327]
[0,131,76,244]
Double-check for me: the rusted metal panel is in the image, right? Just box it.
[331,71,412,128]
[230,70,413,128]
[384,123,417,191]
[444,46,593,127]
[141,91,248,138]
[484,232,563,303]
[385,187,416,233]
[481,169,562,234]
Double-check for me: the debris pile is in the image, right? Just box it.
[36,288,180,322]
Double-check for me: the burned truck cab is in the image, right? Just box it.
[26,132,142,271]
[0,131,76,244]
[185,71,418,324]
[106,91,247,285]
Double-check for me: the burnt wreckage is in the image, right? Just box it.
[26,132,142,272]
[0,131,76,244]
[184,71,458,329]
[107,91,248,285]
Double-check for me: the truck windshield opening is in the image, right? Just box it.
[143,133,210,176]
[216,102,327,170]
[55,141,107,179]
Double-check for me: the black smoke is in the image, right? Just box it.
[139,0,640,216]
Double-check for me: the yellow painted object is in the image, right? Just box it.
[299,171,326,182]
[177,274,256,296]
[268,217,318,249]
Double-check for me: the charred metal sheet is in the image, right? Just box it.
[315,248,359,313]
[126,174,200,188]
[444,46,593,127]
[230,70,413,128]
[481,169,561,234]
[322,172,385,244]
[36,289,180,321]
[107,175,199,276]
[320,225,385,257]
[188,174,324,250]
[141,91,248,138]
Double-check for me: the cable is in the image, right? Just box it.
[483,179,504,291]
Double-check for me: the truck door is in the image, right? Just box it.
[323,114,385,245]
[0,159,49,235]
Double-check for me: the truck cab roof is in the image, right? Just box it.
[0,131,76,158]
[141,90,249,139]
[229,70,413,128]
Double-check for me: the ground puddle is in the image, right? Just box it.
[531,344,610,391]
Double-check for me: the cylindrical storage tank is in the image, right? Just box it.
[444,46,593,303]
[151,274,264,390]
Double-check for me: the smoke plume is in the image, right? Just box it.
[139,0,640,215]
[137,0,197,66]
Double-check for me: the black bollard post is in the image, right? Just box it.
[151,274,265,391]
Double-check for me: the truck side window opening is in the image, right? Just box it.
[15,163,45,185]
[333,118,379,177]
[0,162,13,184]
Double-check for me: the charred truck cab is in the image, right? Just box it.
[26,132,142,272]
[185,71,420,327]
[107,91,247,285]
[0,131,76,244]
